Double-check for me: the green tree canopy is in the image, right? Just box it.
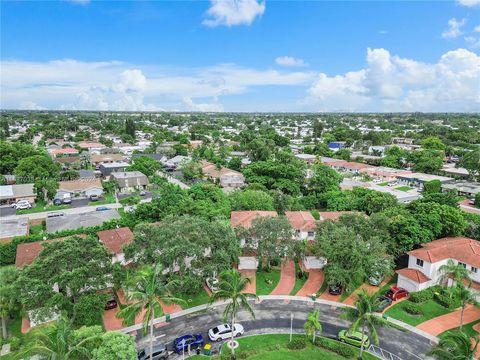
[309,163,343,194]
[127,156,161,177]
[229,190,275,211]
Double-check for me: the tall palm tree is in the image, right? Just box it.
[209,269,258,359]
[438,260,472,288]
[303,308,322,343]
[428,331,479,360]
[453,284,478,329]
[14,313,99,360]
[346,290,389,358]
[117,264,185,360]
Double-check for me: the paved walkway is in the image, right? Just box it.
[343,276,391,305]
[296,269,324,297]
[416,304,480,336]
[239,269,256,294]
[270,260,296,295]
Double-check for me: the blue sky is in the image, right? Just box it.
[1,0,479,112]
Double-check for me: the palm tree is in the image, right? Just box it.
[346,289,389,358]
[428,331,479,360]
[209,269,258,359]
[453,284,478,329]
[14,313,99,360]
[303,308,322,343]
[117,264,185,360]
[438,260,472,288]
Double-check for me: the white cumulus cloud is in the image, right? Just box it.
[442,18,466,39]
[275,56,307,67]
[203,0,265,27]
[456,0,480,6]
[305,48,480,112]
[67,0,91,5]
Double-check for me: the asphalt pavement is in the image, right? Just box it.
[135,299,433,360]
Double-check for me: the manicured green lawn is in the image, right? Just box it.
[290,263,308,295]
[17,200,70,214]
[89,193,116,206]
[29,224,44,235]
[384,299,451,326]
[394,186,413,192]
[178,288,211,309]
[439,319,480,339]
[256,269,280,295]
[378,182,390,186]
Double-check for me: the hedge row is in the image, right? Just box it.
[0,217,137,266]
[314,337,357,358]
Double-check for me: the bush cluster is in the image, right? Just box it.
[408,286,440,303]
[287,338,306,350]
[403,302,422,315]
[314,337,356,358]
[434,292,461,309]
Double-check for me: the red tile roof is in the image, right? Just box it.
[230,211,277,229]
[408,237,480,268]
[318,211,356,221]
[285,211,316,231]
[49,148,79,155]
[97,227,134,254]
[396,268,431,284]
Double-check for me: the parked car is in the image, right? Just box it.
[53,194,72,205]
[139,190,147,196]
[11,200,32,210]
[96,206,111,211]
[375,295,392,312]
[384,286,409,301]
[368,272,384,286]
[206,277,219,292]
[338,330,370,348]
[137,344,168,360]
[173,334,204,353]
[328,283,343,295]
[105,296,117,310]
[208,323,244,342]
[469,198,476,206]
[89,194,100,202]
[47,211,65,218]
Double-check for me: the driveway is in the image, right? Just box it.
[70,198,90,208]
[416,304,480,336]
[270,260,295,295]
[296,269,324,297]
[133,299,433,360]
[0,205,16,217]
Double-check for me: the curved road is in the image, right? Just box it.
[134,299,434,360]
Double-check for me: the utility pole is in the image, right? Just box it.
[290,312,294,342]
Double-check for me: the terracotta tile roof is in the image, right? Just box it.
[15,234,86,268]
[77,141,106,149]
[90,154,125,163]
[200,160,243,179]
[285,211,316,231]
[408,237,480,268]
[318,211,356,221]
[97,227,134,254]
[396,268,431,284]
[58,178,103,192]
[230,211,278,229]
[49,148,78,155]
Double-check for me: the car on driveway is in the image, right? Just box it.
[385,286,409,301]
[338,330,370,348]
[375,295,392,312]
[96,206,111,211]
[328,283,343,295]
[208,323,244,342]
[206,277,219,292]
[104,295,117,310]
[173,334,204,353]
[11,200,32,210]
[137,344,168,360]
[368,272,384,286]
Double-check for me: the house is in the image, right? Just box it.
[96,227,134,265]
[396,237,480,294]
[90,154,125,166]
[285,211,316,240]
[54,156,81,170]
[46,210,120,233]
[0,184,36,205]
[396,173,454,190]
[318,211,357,221]
[369,184,419,203]
[364,167,412,182]
[132,153,167,164]
[48,147,79,158]
[441,181,480,199]
[77,141,106,153]
[328,141,346,152]
[199,161,245,191]
[327,160,375,175]
[110,171,149,192]
[295,154,317,164]
[78,170,96,179]
[0,218,29,243]
[57,179,104,199]
[99,162,130,177]
[230,211,278,229]
[165,155,190,170]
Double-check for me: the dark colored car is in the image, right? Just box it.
[173,334,204,353]
[375,295,392,312]
[138,344,168,360]
[96,206,111,212]
[385,286,409,301]
[105,296,117,310]
[328,283,343,295]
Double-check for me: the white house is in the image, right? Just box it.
[96,227,134,265]
[397,237,480,294]
[285,211,316,240]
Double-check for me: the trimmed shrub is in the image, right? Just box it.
[403,302,422,315]
[409,286,442,303]
[314,337,356,358]
[8,336,21,351]
[287,338,306,350]
[435,293,461,309]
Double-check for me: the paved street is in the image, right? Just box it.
[135,299,433,360]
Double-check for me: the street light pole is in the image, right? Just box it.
[290,312,294,342]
